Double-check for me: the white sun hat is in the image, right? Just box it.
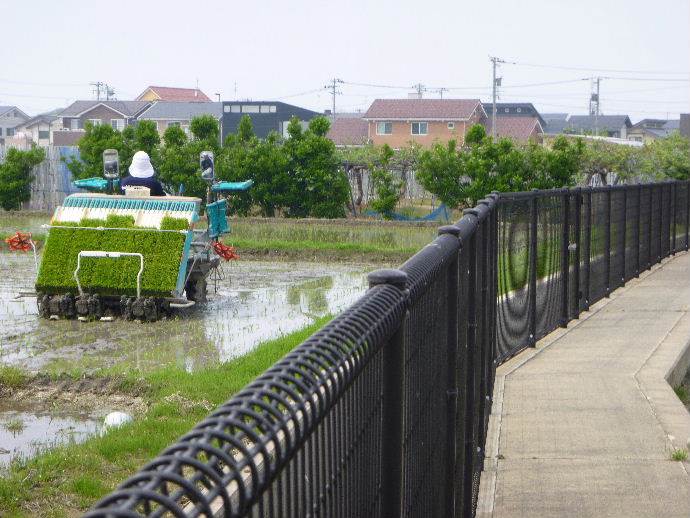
[129,151,155,179]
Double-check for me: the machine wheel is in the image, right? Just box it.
[185,275,207,303]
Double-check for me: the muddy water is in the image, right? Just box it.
[0,402,103,468]
[0,252,372,374]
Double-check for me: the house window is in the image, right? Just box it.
[242,105,260,113]
[87,119,101,127]
[6,127,14,137]
[504,108,509,113]
[516,107,522,113]
[168,121,181,127]
[231,105,241,113]
[376,122,392,135]
[260,105,276,113]
[448,122,455,130]
[111,119,125,131]
[38,130,50,139]
[411,122,428,135]
[70,119,79,130]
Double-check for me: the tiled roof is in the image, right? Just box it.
[363,99,482,120]
[486,116,543,142]
[138,101,222,120]
[139,86,211,102]
[327,118,369,146]
[567,115,632,131]
[59,101,151,118]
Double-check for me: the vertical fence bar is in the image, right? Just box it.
[658,184,663,262]
[621,186,627,285]
[635,184,641,277]
[438,226,460,518]
[583,187,592,311]
[573,188,582,318]
[528,191,538,345]
[462,224,478,518]
[685,181,690,254]
[560,189,570,327]
[647,185,653,269]
[605,185,612,297]
[367,269,407,518]
[672,182,677,254]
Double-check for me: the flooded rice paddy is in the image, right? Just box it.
[0,250,374,464]
[0,252,372,374]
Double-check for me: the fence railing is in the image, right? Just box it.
[84,181,690,518]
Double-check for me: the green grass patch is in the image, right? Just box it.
[0,365,28,390]
[3,418,25,434]
[671,448,688,461]
[35,217,190,297]
[0,318,329,516]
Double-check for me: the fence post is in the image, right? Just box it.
[367,269,407,518]
[658,184,663,262]
[621,186,627,284]
[583,187,592,311]
[672,182,677,254]
[686,181,690,251]
[648,185,653,269]
[635,184,642,277]
[529,190,538,345]
[605,185,612,297]
[438,225,461,518]
[560,189,570,327]
[572,188,582,318]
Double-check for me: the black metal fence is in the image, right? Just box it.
[85,181,690,518]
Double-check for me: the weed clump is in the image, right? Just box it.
[0,365,28,390]
[671,449,688,461]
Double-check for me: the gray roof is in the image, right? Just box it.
[138,101,222,120]
[59,100,151,118]
[19,109,63,128]
[542,112,569,122]
[544,119,571,135]
[0,105,29,119]
[567,114,632,131]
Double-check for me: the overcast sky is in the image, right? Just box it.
[2,0,688,122]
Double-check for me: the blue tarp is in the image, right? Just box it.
[364,203,451,222]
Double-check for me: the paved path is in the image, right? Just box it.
[479,251,690,518]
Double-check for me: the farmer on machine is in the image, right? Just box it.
[120,151,165,196]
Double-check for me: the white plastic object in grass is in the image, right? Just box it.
[103,411,133,431]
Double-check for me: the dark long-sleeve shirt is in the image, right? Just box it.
[120,176,166,196]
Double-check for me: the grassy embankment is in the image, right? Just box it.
[0,318,329,517]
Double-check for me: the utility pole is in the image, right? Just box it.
[490,56,504,139]
[324,78,343,117]
[90,81,103,101]
[589,77,601,135]
[411,83,425,99]
[433,87,448,99]
[215,93,221,102]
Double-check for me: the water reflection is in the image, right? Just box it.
[0,254,371,373]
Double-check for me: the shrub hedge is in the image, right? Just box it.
[36,217,190,297]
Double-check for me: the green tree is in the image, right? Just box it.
[283,116,349,218]
[640,133,690,181]
[370,144,402,217]
[190,115,220,144]
[65,122,124,180]
[0,146,45,210]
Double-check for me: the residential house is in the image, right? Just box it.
[136,86,211,102]
[137,101,222,137]
[486,117,544,144]
[327,117,369,147]
[12,109,62,146]
[362,98,487,148]
[54,100,151,145]
[628,119,681,143]
[482,103,546,127]
[220,101,320,141]
[0,106,30,145]
[681,114,690,138]
[565,115,632,139]
[542,113,570,135]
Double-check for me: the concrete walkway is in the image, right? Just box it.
[479,251,690,518]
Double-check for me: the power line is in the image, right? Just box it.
[504,60,690,75]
